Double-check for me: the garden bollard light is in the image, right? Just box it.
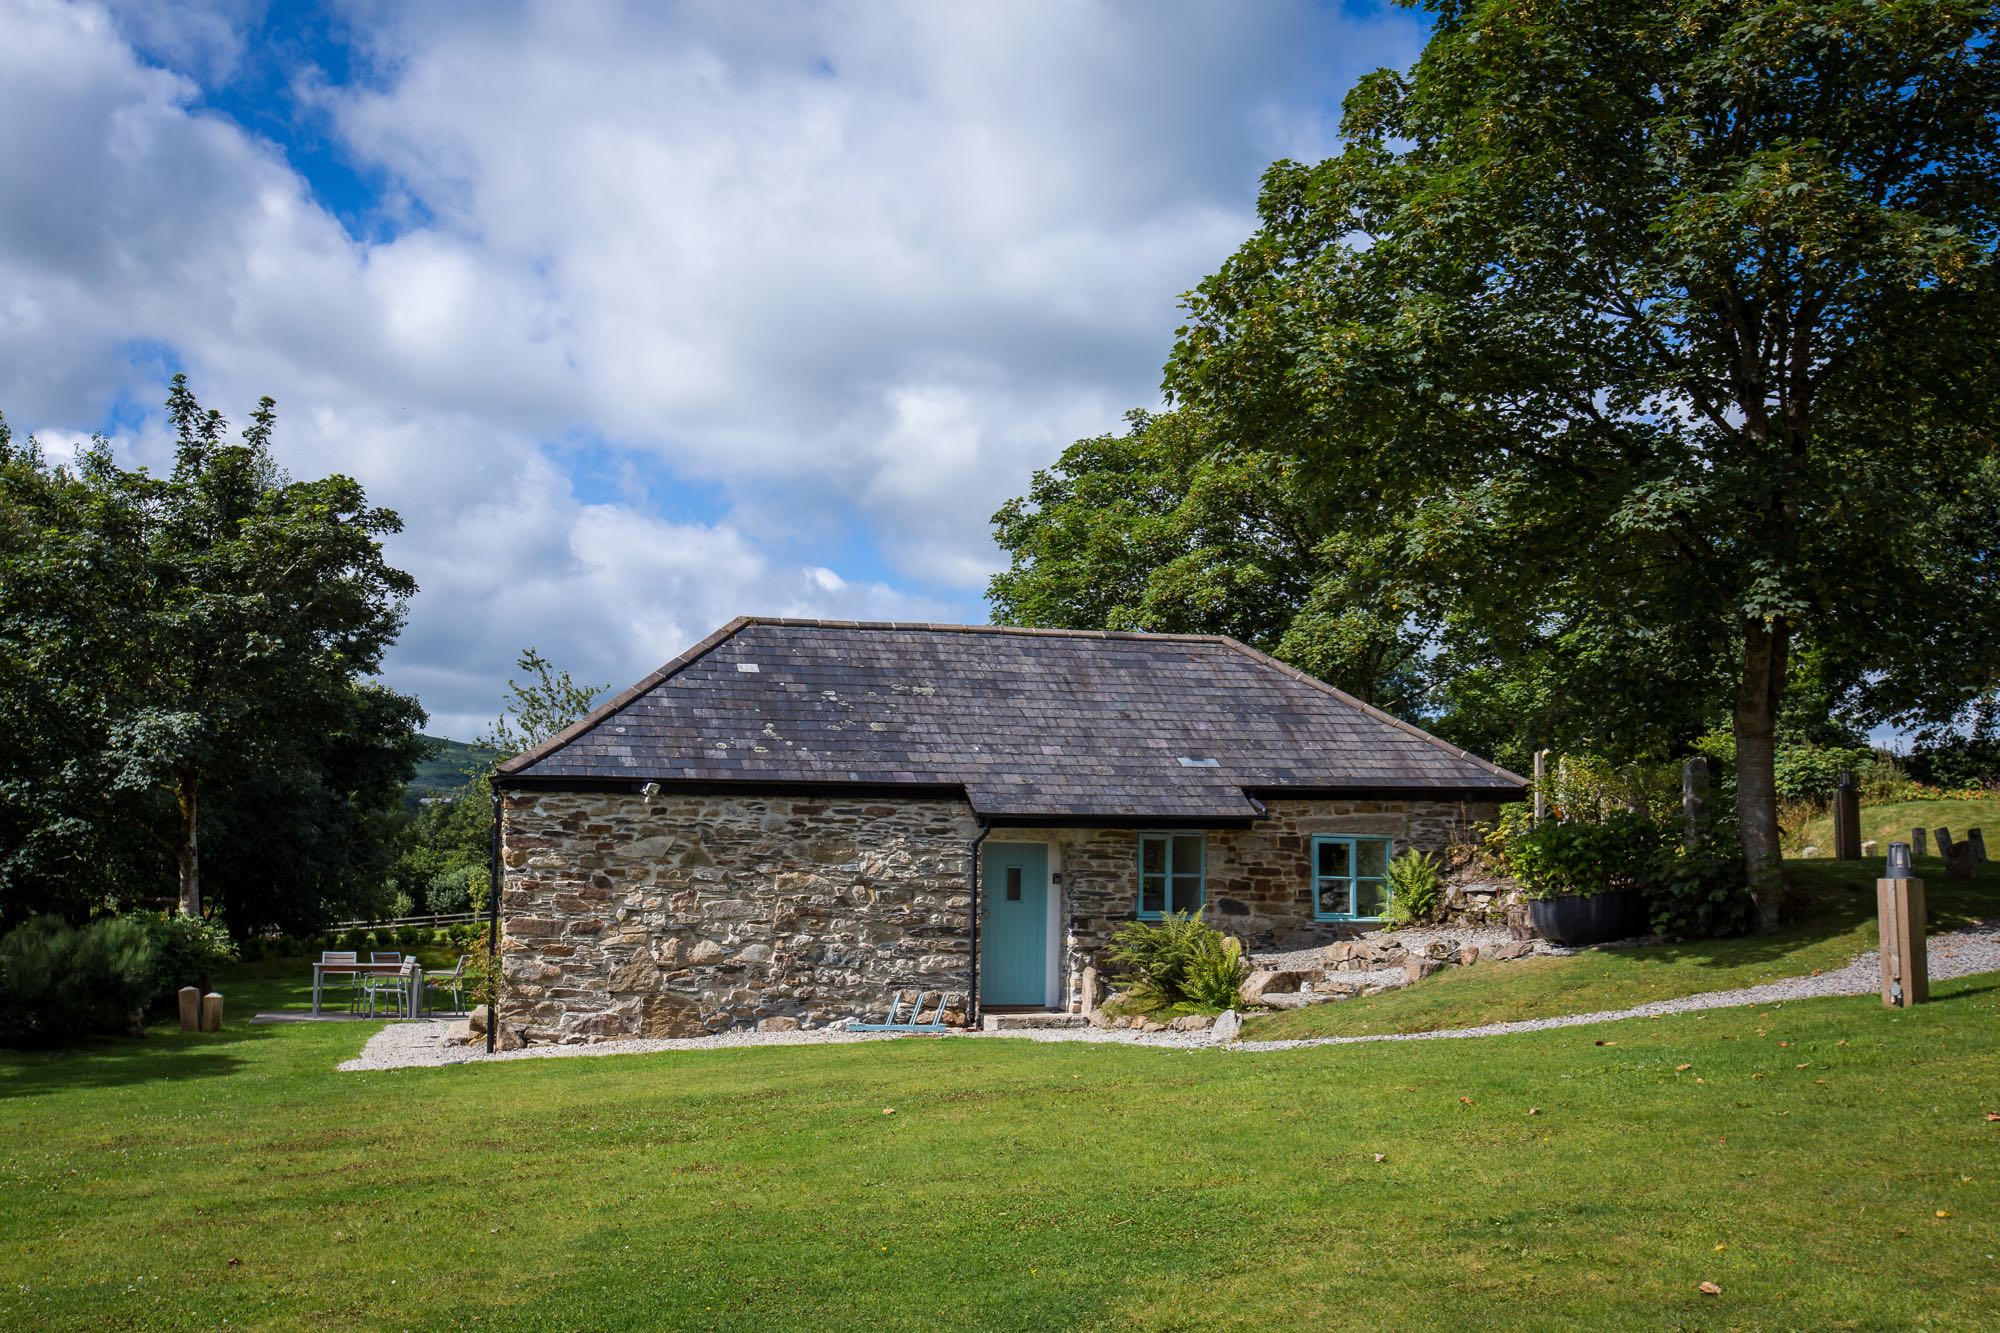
[177,986,200,1032]
[1876,843,1928,1008]
[200,992,224,1033]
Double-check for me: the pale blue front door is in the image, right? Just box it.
[982,843,1049,1006]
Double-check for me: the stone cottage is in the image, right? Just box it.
[491,618,1525,1043]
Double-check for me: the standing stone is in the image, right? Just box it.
[1912,827,1928,859]
[177,986,201,1032]
[1211,1009,1242,1042]
[1533,750,1549,822]
[199,992,223,1033]
[1832,772,1862,860]
[1079,965,1100,1014]
[1969,829,1989,864]
[1681,757,1709,847]
[1936,827,1956,859]
[1860,839,1879,860]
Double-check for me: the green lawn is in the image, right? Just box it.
[1243,858,2000,1042]
[1790,796,2000,857]
[3,938,1999,1328]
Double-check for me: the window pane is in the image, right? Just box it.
[1140,837,1166,876]
[1172,835,1204,874]
[1316,839,1350,878]
[1140,877,1166,916]
[1356,839,1390,877]
[1170,873,1203,912]
[1316,878,1351,917]
[1354,877,1388,919]
[1005,866,1022,902]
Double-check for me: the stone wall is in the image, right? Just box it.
[500,791,978,1044]
[1037,798,1508,1012]
[501,788,1516,1040]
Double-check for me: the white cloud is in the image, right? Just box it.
[0,0,1424,731]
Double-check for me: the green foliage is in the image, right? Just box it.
[0,915,158,1042]
[1908,693,2000,791]
[1103,912,1247,1011]
[144,912,237,1000]
[0,380,425,931]
[479,649,607,757]
[988,409,1429,711]
[1379,850,1444,928]
[1646,839,1758,940]
[1159,0,2000,899]
[1489,809,1665,902]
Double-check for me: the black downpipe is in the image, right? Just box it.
[966,819,992,1029]
[486,785,502,1055]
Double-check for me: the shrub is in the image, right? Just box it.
[395,926,423,948]
[1647,840,1757,939]
[426,864,488,915]
[340,928,370,950]
[1491,810,1665,901]
[1104,912,1247,1011]
[0,915,160,1042]
[1379,850,1443,928]
[145,913,237,1003]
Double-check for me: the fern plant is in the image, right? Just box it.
[1379,850,1444,928]
[1104,912,1247,1011]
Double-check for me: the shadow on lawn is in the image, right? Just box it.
[0,1024,281,1100]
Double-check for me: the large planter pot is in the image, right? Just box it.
[1528,889,1650,948]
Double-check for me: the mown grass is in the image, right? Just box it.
[1242,857,2000,1042]
[3,942,1999,1329]
[1790,796,2000,857]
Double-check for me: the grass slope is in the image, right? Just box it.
[1243,859,2000,1042]
[2,972,1997,1329]
[1790,796,2000,858]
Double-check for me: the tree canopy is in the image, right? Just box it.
[0,379,426,932]
[994,0,2000,928]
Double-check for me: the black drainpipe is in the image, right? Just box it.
[966,818,992,1029]
[486,784,502,1055]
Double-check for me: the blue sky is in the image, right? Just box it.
[0,0,1427,736]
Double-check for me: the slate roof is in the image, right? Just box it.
[495,619,1526,822]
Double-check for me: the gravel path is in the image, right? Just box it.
[339,921,2000,1070]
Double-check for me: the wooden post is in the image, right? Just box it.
[1832,772,1861,860]
[1912,827,1928,859]
[1876,874,1928,1007]
[1532,750,1548,822]
[177,986,201,1032]
[199,992,223,1033]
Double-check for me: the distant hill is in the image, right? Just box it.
[406,736,503,807]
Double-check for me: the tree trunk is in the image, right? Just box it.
[176,768,200,916]
[1733,616,1789,933]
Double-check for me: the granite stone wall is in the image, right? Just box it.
[1039,798,1508,1012]
[499,790,978,1043]
[501,789,1512,1040]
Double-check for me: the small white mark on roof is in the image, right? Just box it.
[1177,756,1220,768]
[736,662,761,673]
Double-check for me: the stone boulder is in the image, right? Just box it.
[1169,1013,1214,1032]
[1211,1009,1242,1042]
[1486,940,1533,962]
[467,1003,491,1034]
[1241,968,1315,1005]
[1402,957,1445,984]
[756,1016,800,1033]
[638,992,706,1038]
[1453,944,1481,967]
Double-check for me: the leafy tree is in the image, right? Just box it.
[479,648,606,755]
[989,409,1428,711]
[1165,0,2000,928]
[0,379,424,926]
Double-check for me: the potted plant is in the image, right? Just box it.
[1496,811,1659,947]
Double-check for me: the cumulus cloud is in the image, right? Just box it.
[0,0,1423,732]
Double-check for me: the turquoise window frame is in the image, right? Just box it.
[1136,832,1206,920]
[1311,835,1395,921]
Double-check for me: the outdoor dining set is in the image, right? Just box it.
[311,951,470,1018]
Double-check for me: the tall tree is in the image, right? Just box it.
[989,409,1429,711]
[479,648,606,756]
[0,379,422,923]
[1167,0,2000,927]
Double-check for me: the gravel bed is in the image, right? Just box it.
[340,921,2000,1070]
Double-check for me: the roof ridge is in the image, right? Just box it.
[728,616,1230,644]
